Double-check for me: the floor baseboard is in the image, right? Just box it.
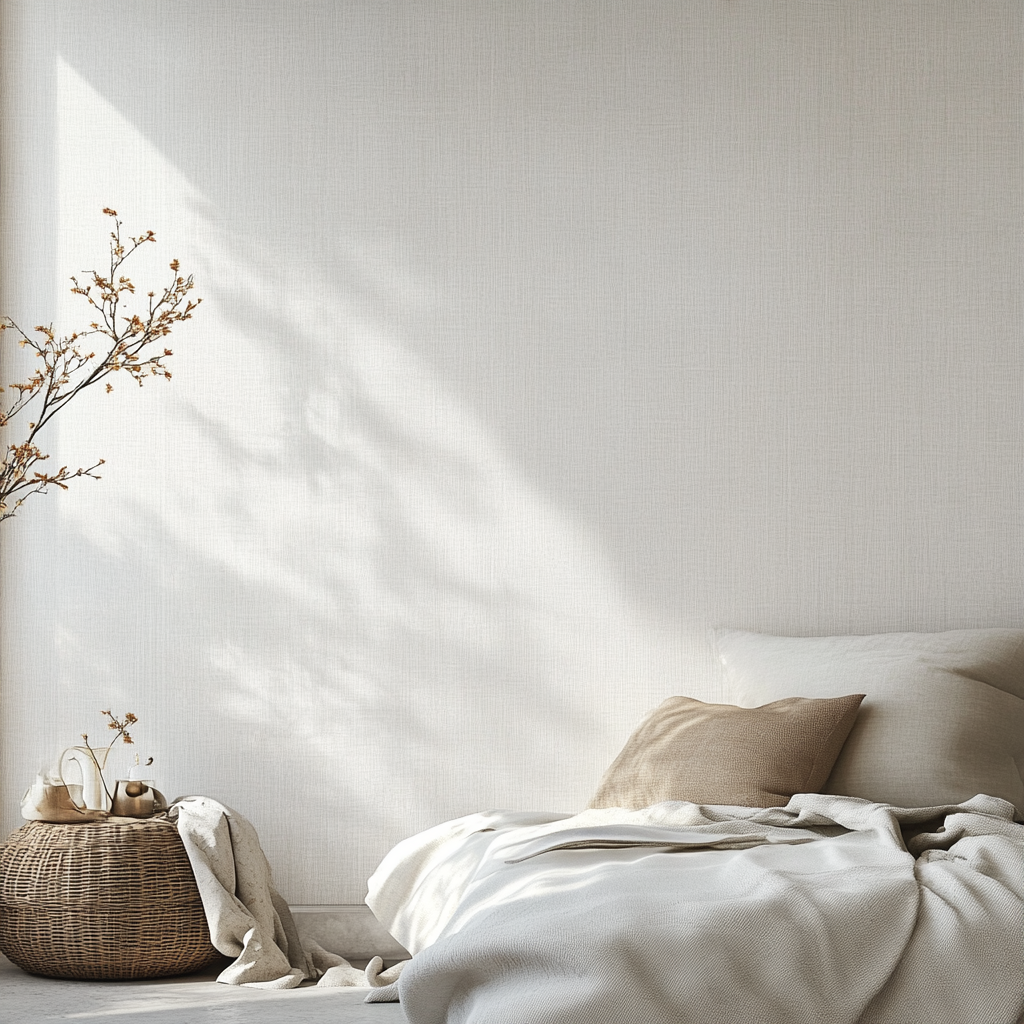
[290,904,409,960]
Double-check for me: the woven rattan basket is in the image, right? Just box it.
[0,814,223,980]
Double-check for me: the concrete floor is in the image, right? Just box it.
[0,954,408,1023]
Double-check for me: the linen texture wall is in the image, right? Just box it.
[2,0,1022,910]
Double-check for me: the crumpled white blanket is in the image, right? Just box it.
[366,793,1024,1023]
[168,796,403,996]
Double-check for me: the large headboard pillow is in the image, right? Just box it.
[589,693,864,810]
[716,627,1024,816]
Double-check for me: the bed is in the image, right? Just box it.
[366,627,1024,1024]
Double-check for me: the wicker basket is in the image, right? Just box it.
[0,815,223,980]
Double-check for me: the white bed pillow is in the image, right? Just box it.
[715,627,1024,817]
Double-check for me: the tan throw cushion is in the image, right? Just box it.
[588,693,865,810]
[716,627,1024,815]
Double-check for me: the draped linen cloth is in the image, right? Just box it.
[169,796,398,991]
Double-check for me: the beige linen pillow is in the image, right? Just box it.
[716,627,1024,816]
[588,693,865,810]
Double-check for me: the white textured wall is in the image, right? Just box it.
[2,1,1022,904]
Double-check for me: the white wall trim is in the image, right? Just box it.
[290,905,408,960]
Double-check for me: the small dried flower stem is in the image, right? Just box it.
[78,709,139,806]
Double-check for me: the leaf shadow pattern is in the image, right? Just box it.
[33,221,688,904]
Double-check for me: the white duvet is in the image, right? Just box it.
[367,793,1024,1024]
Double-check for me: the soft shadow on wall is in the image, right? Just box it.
[55,0,1024,635]
[19,31,699,901]
[52,213,687,901]
[10,0,1024,903]
[31,2,721,893]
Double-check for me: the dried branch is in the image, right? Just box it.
[80,710,140,805]
[0,208,201,521]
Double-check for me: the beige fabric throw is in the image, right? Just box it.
[169,796,400,991]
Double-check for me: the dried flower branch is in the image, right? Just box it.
[102,708,138,745]
[0,208,201,521]
[80,709,141,805]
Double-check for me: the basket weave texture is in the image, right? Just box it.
[0,814,223,980]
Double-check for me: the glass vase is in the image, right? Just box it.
[59,745,112,812]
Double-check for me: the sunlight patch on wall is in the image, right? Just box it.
[29,57,708,900]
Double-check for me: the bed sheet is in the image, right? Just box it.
[367,794,1024,1024]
